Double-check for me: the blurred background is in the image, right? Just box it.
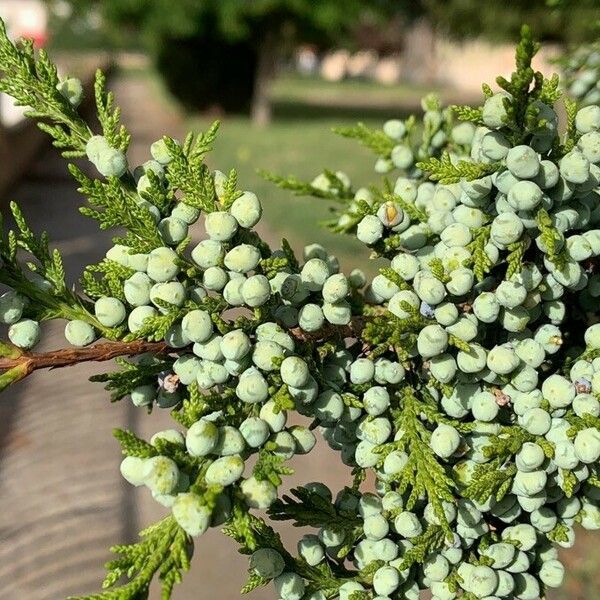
[0,0,600,598]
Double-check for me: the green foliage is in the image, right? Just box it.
[124,307,185,342]
[417,152,499,184]
[387,387,456,535]
[225,502,347,595]
[548,521,571,543]
[387,192,428,224]
[94,70,131,152]
[9,201,68,294]
[259,170,354,203]
[270,486,361,531]
[563,95,579,152]
[163,128,221,211]
[113,429,158,458]
[463,458,517,504]
[536,207,568,268]
[423,0,600,44]
[0,203,110,334]
[451,104,483,123]
[253,449,294,487]
[362,309,428,360]
[467,226,493,282]
[82,260,134,302]
[69,517,191,600]
[333,123,396,158]
[378,267,410,291]
[396,525,446,570]
[74,168,164,249]
[428,258,451,283]
[496,25,541,133]
[505,240,527,278]
[91,357,171,402]
[76,0,399,47]
[0,20,91,155]
[55,0,400,117]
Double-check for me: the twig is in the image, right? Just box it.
[289,316,365,343]
[0,316,368,388]
[0,340,168,379]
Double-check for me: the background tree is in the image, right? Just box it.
[420,0,600,44]
[51,0,401,126]
[49,0,600,129]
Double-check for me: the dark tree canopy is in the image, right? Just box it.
[422,0,600,44]
[66,0,398,48]
[49,0,599,119]
[53,0,401,118]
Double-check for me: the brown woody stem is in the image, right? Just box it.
[0,316,367,387]
[289,316,365,343]
[0,340,168,382]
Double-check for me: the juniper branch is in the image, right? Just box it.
[0,316,369,392]
[0,340,168,384]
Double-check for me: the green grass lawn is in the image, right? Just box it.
[269,74,442,119]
